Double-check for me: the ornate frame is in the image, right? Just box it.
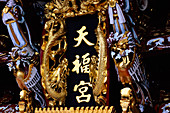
[41,0,108,106]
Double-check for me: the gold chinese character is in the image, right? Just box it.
[81,53,90,73]
[72,53,90,74]
[73,81,92,103]
[74,26,94,47]
[72,55,81,74]
[82,53,90,64]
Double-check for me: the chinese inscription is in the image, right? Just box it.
[71,25,96,104]
[74,26,94,47]
[73,81,92,103]
[72,53,90,74]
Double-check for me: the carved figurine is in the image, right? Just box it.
[107,0,153,112]
[1,0,46,110]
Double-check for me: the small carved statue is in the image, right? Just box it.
[1,0,46,110]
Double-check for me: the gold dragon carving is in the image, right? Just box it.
[41,0,108,106]
[41,19,68,106]
[91,18,108,104]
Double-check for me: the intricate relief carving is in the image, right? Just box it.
[41,0,108,106]
[89,19,108,105]
[41,18,69,106]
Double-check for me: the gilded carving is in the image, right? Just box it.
[41,18,69,105]
[41,0,108,105]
